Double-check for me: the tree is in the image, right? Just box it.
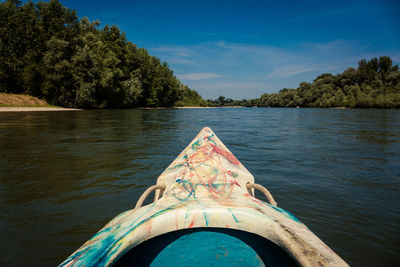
[217,95,226,106]
[0,0,205,108]
[258,57,400,108]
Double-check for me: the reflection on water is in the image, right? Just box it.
[1,108,399,266]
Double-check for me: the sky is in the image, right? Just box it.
[61,0,400,100]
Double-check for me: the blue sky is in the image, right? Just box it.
[61,0,400,99]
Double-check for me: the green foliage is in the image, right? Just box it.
[0,0,203,108]
[175,85,206,107]
[205,96,252,107]
[258,57,400,108]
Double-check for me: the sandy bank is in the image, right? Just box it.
[0,93,81,111]
[0,107,81,112]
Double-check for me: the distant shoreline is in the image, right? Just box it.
[140,106,245,109]
[2,106,396,112]
[138,106,214,110]
[174,106,215,109]
[175,106,245,109]
[0,107,81,112]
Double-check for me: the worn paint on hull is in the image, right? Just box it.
[60,127,348,267]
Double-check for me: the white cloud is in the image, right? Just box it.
[266,64,319,78]
[151,46,193,57]
[151,45,198,66]
[167,57,196,65]
[177,73,222,80]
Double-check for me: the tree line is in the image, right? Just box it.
[0,0,204,108]
[206,96,248,107]
[258,57,400,108]
[203,57,400,108]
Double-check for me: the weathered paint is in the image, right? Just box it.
[59,127,349,267]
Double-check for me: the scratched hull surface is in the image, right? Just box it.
[60,127,348,266]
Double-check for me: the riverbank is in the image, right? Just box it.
[175,106,245,108]
[175,106,214,108]
[0,93,81,112]
[0,92,49,106]
[0,107,81,112]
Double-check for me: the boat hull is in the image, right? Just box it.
[60,127,348,266]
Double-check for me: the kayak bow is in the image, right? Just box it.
[60,127,348,267]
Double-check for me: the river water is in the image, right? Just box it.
[0,108,399,266]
